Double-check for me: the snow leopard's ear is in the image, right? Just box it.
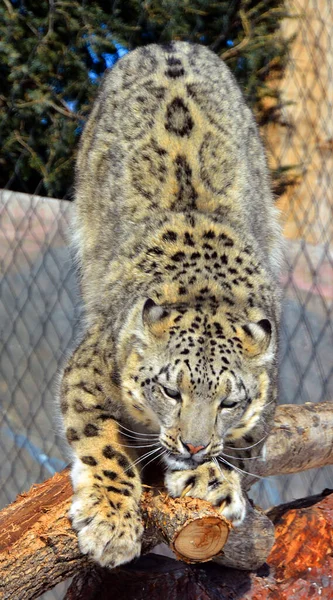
[239,319,272,359]
[142,299,168,325]
[142,299,172,337]
[119,299,170,364]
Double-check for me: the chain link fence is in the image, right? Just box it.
[0,0,332,597]
[253,0,333,507]
[0,191,79,504]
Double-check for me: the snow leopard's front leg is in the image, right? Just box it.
[60,327,143,568]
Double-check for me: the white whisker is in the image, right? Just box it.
[124,446,162,472]
[221,452,261,461]
[218,456,264,479]
[117,422,159,437]
[119,431,160,442]
[213,457,225,479]
[142,449,167,471]
[116,442,160,449]
[224,434,268,451]
[158,450,170,467]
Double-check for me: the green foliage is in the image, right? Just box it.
[0,0,289,198]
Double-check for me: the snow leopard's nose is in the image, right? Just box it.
[181,440,207,455]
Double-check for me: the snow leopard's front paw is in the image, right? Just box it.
[69,485,143,568]
[165,462,246,526]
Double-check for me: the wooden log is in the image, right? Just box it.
[0,472,274,599]
[141,492,231,562]
[1,402,333,599]
[0,473,89,600]
[0,477,280,580]
[65,491,333,600]
[142,493,274,569]
[214,500,275,570]
[243,401,333,486]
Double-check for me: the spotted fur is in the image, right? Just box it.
[60,42,283,568]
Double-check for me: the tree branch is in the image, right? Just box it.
[1,402,333,599]
[251,401,333,480]
[65,489,333,600]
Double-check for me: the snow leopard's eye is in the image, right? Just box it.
[219,398,239,409]
[161,386,182,402]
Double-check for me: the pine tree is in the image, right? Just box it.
[0,0,289,199]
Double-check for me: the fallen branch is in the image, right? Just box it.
[66,490,333,600]
[0,402,332,600]
[256,401,333,477]
[0,472,275,599]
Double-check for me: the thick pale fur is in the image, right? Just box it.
[60,42,283,568]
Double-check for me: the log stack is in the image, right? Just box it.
[0,402,333,599]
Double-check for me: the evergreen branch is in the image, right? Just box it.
[184,7,209,16]
[2,0,14,15]
[220,10,251,60]
[14,97,78,120]
[48,100,78,119]
[0,0,290,198]
[46,0,56,39]
[14,132,48,180]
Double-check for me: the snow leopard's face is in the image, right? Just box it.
[122,301,275,470]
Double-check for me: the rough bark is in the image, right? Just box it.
[0,473,274,599]
[1,402,333,600]
[257,401,333,477]
[141,493,232,562]
[0,473,89,600]
[65,490,333,600]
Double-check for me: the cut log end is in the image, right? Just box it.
[172,515,230,563]
[144,492,232,563]
[2,403,333,597]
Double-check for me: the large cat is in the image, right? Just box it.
[60,41,282,567]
